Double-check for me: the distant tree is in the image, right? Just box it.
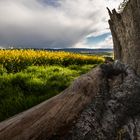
[118,0,129,13]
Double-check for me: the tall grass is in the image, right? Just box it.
[0,65,95,121]
[0,49,104,121]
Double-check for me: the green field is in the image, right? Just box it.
[0,50,104,121]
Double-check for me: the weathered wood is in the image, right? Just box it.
[0,67,105,140]
[59,0,140,139]
[63,61,140,140]
[108,0,140,75]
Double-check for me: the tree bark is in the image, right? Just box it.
[63,61,140,140]
[108,0,140,75]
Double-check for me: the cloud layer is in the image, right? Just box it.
[0,0,122,48]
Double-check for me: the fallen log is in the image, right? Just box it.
[63,61,140,140]
[0,66,106,140]
[0,61,140,140]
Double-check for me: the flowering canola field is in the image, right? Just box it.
[0,49,104,72]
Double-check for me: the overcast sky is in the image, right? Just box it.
[0,0,123,49]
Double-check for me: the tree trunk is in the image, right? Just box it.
[62,62,140,140]
[108,0,140,75]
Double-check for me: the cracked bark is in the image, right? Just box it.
[108,0,140,75]
[52,61,140,140]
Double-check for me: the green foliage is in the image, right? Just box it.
[0,65,94,121]
[0,49,103,121]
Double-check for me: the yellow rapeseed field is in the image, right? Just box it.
[0,49,104,72]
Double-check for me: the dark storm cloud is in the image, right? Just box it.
[0,0,122,48]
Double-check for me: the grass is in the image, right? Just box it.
[0,50,104,121]
[0,64,96,121]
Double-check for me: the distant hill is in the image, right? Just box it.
[3,47,113,55]
[41,48,113,54]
